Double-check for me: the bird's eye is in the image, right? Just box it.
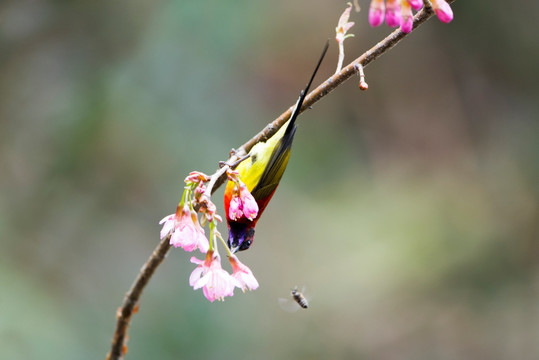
[239,240,251,251]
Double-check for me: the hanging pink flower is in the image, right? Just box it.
[190,251,241,302]
[226,170,259,222]
[159,204,209,253]
[228,195,244,221]
[229,255,259,292]
[238,183,258,221]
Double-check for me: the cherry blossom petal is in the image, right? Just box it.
[159,214,175,239]
[229,255,259,292]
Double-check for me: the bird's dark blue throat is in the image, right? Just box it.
[227,222,256,253]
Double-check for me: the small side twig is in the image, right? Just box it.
[354,63,369,90]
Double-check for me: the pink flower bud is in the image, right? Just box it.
[432,0,453,23]
[368,0,385,27]
[400,1,413,33]
[193,182,206,201]
[197,193,219,222]
[406,0,423,11]
[226,169,240,181]
[385,0,401,28]
[239,184,259,221]
[185,171,210,185]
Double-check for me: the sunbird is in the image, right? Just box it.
[225,42,329,253]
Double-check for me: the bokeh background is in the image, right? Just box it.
[1,1,538,359]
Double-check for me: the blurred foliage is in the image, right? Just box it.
[1,0,538,359]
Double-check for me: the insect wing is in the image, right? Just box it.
[278,297,301,313]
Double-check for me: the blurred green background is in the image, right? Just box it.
[1,0,538,359]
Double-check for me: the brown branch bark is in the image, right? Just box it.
[106,234,171,360]
[107,2,454,358]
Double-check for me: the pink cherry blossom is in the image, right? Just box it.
[369,0,385,27]
[159,204,209,253]
[431,0,453,23]
[227,170,259,222]
[229,255,259,292]
[190,252,241,302]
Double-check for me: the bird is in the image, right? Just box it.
[224,42,329,253]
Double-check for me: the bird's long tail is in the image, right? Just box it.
[285,41,330,135]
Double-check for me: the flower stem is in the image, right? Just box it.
[336,41,345,74]
[208,220,215,251]
[216,230,233,258]
[179,187,189,208]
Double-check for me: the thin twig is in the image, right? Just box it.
[107,2,453,358]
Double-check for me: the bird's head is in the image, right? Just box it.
[227,221,256,253]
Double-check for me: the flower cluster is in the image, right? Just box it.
[190,251,259,302]
[226,169,259,221]
[160,171,259,302]
[369,0,453,33]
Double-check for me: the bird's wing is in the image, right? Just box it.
[250,124,296,200]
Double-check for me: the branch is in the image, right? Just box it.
[106,233,171,360]
[238,2,450,157]
[107,2,454,358]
